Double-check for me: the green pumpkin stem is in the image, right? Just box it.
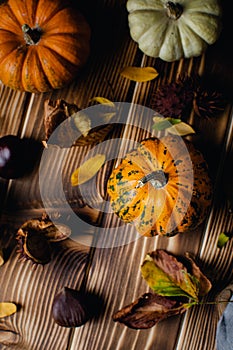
[166,2,183,20]
[22,24,42,45]
[136,170,168,189]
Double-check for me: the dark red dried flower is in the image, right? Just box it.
[150,75,227,120]
[150,77,194,119]
[193,89,226,119]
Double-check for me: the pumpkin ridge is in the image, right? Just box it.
[21,48,51,92]
[39,35,89,65]
[0,3,22,32]
[126,0,221,61]
[36,46,79,89]
[182,12,221,44]
[35,1,69,27]
[0,36,24,65]
[40,7,85,30]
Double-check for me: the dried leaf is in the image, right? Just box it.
[0,302,17,319]
[89,97,115,107]
[18,216,71,243]
[44,98,115,147]
[72,111,91,137]
[113,292,186,329]
[0,248,4,266]
[113,250,212,330]
[101,112,116,123]
[71,154,106,186]
[184,253,212,296]
[152,117,181,131]
[141,250,200,301]
[167,122,195,136]
[120,67,159,82]
[44,99,79,142]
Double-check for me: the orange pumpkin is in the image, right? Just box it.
[107,136,212,237]
[0,0,91,93]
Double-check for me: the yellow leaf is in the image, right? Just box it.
[0,248,4,266]
[89,97,115,107]
[0,302,17,319]
[167,122,195,136]
[120,66,159,82]
[102,112,116,123]
[71,154,106,186]
[72,111,91,137]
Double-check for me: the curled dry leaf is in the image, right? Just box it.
[16,214,71,266]
[141,250,211,300]
[71,154,106,186]
[0,302,17,319]
[120,66,159,82]
[44,99,114,147]
[113,249,211,329]
[113,292,186,329]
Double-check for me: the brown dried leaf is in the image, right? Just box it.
[113,293,185,329]
[0,303,17,319]
[44,99,114,147]
[44,99,79,141]
[121,66,159,82]
[18,216,71,242]
[184,253,212,296]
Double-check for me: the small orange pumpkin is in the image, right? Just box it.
[107,136,212,237]
[0,0,91,93]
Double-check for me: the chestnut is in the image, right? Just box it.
[0,135,42,179]
[52,287,91,327]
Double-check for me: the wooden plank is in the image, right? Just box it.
[0,224,89,350]
[0,1,232,350]
[0,1,141,350]
[70,48,233,350]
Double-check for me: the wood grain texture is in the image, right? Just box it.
[0,0,232,349]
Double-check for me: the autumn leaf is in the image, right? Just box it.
[113,250,212,329]
[167,122,195,136]
[113,292,186,329]
[152,116,195,136]
[0,248,4,266]
[120,67,159,82]
[0,302,17,319]
[71,154,106,186]
[89,97,115,107]
[141,251,199,301]
[153,117,181,131]
[72,111,91,137]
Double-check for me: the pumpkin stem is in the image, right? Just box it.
[136,170,168,189]
[22,24,42,45]
[166,2,183,20]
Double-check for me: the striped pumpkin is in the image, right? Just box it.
[107,136,212,237]
[0,0,91,93]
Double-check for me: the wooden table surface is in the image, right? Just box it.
[0,0,232,349]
